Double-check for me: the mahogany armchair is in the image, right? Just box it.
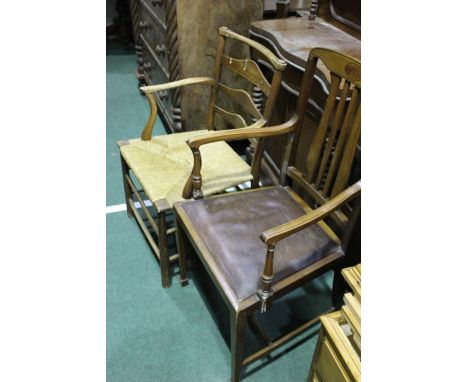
[174,48,361,381]
[117,27,287,287]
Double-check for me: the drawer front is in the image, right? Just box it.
[315,338,352,382]
[139,1,170,76]
[141,0,167,29]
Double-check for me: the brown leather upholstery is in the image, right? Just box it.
[180,186,341,301]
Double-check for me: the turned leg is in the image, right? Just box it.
[157,210,171,288]
[175,212,189,286]
[230,310,247,382]
[120,153,134,218]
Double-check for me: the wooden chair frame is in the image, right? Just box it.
[118,27,287,288]
[175,48,361,380]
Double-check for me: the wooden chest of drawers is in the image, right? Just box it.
[128,0,264,133]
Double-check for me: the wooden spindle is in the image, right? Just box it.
[258,244,276,313]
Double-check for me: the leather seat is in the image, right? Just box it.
[179,186,341,302]
[120,130,252,207]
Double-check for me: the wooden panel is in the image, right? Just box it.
[222,55,271,95]
[177,0,263,131]
[316,338,351,382]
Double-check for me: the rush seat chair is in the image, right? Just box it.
[174,48,361,381]
[118,27,287,287]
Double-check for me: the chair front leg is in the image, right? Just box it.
[157,210,171,288]
[120,154,134,218]
[175,211,189,286]
[230,310,247,382]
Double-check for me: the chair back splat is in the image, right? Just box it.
[141,27,287,190]
[283,48,361,233]
[206,27,287,186]
[207,27,287,131]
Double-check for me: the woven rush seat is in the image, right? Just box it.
[178,186,342,302]
[120,130,252,207]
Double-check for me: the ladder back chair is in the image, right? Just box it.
[118,27,287,288]
[174,48,361,381]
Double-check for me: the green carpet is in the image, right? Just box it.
[107,38,333,382]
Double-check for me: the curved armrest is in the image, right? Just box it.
[256,181,360,313]
[260,181,361,245]
[140,77,215,94]
[181,114,299,199]
[187,114,298,149]
[140,77,215,140]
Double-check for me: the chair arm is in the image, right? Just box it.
[140,77,215,140]
[181,114,299,199]
[255,181,360,312]
[260,181,361,246]
[187,113,298,149]
[140,77,215,94]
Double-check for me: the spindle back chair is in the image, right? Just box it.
[174,48,361,381]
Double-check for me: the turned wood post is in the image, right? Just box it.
[258,244,275,313]
[191,148,204,199]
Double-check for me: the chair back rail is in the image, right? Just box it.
[204,27,287,187]
[282,48,361,231]
[206,27,286,131]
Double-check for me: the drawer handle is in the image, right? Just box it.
[151,0,163,6]
[159,90,169,100]
[139,21,151,30]
[155,44,166,56]
[143,62,153,70]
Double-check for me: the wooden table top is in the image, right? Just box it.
[251,17,361,69]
